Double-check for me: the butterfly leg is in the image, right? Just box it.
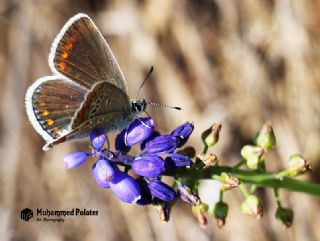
[43,136,67,150]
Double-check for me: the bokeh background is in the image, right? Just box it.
[0,0,320,240]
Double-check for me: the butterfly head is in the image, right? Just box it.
[131,99,147,114]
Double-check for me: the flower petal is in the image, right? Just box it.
[64,152,89,169]
[165,153,192,169]
[132,155,165,178]
[148,180,176,202]
[110,171,141,203]
[144,135,177,155]
[90,128,107,150]
[140,131,160,150]
[125,118,155,146]
[171,122,194,147]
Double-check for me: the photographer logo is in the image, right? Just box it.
[21,208,33,221]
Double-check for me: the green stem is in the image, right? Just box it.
[219,190,224,202]
[165,166,320,197]
[274,188,282,207]
[203,145,209,154]
[250,184,257,193]
[232,159,245,170]
[239,183,250,198]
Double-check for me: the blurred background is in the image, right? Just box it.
[0,0,320,240]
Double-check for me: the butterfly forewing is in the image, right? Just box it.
[25,76,86,141]
[49,13,128,93]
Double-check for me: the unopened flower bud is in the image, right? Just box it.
[241,145,265,170]
[287,154,312,177]
[197,153,218,168]
[275,207,294,227]
[171,122,194,147]
[144,135,177,155]
[241,195,263,219]
[255,122,276,150]
[90,128,107,150]
[201,123,222,148]
[109,171,141,203]
[220,172,240,191]
[178,184,200,205]
[92,159,115,188]
[165,153,192,169]
[209,201,229,228]
[148,180,177,202]
[125,118,155,146]
[156,202,171,223]
[132,155,165,178]
[192,203,209,229]
[64,152,89,169]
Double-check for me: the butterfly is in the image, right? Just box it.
[25,13,147,151]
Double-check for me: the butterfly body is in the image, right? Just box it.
[25,13,146,150]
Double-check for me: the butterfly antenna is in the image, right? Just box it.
[135,66,154,100]
[147,101,183,111]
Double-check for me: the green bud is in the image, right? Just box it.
[192,202,209,229]
[220,172,240,191]
[287,154,312,177]
[241,195,263,219]
[209,201,229,228]
[275,207,294,227]
[241,145,265,170]
[201,123,222,148]
[255,122,276,150]
[197,153,218,168]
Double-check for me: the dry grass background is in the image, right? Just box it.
[0,0,320,240]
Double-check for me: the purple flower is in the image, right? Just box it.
[125,118,155,146]
[115,129,131,154]
[92,159,115,188]
[144,135,177,155]
[110,171,141,203]
[148,180,177,202]
[171,122,194,147]
[132,155,165,178]
[165,153,192,169]
[141,131,160,150]
[64,152,89,169]
[90,128,107,150]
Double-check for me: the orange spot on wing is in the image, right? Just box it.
[42,110,49,116]
[66,42,73,50]
[59,62,66,71]
[47,119,54,126]
[39,102,46,106]
[61,52,69,59]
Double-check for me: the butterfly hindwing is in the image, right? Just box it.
[71,81,131,129]
[25,76,86,141]
[49,13,128,93]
